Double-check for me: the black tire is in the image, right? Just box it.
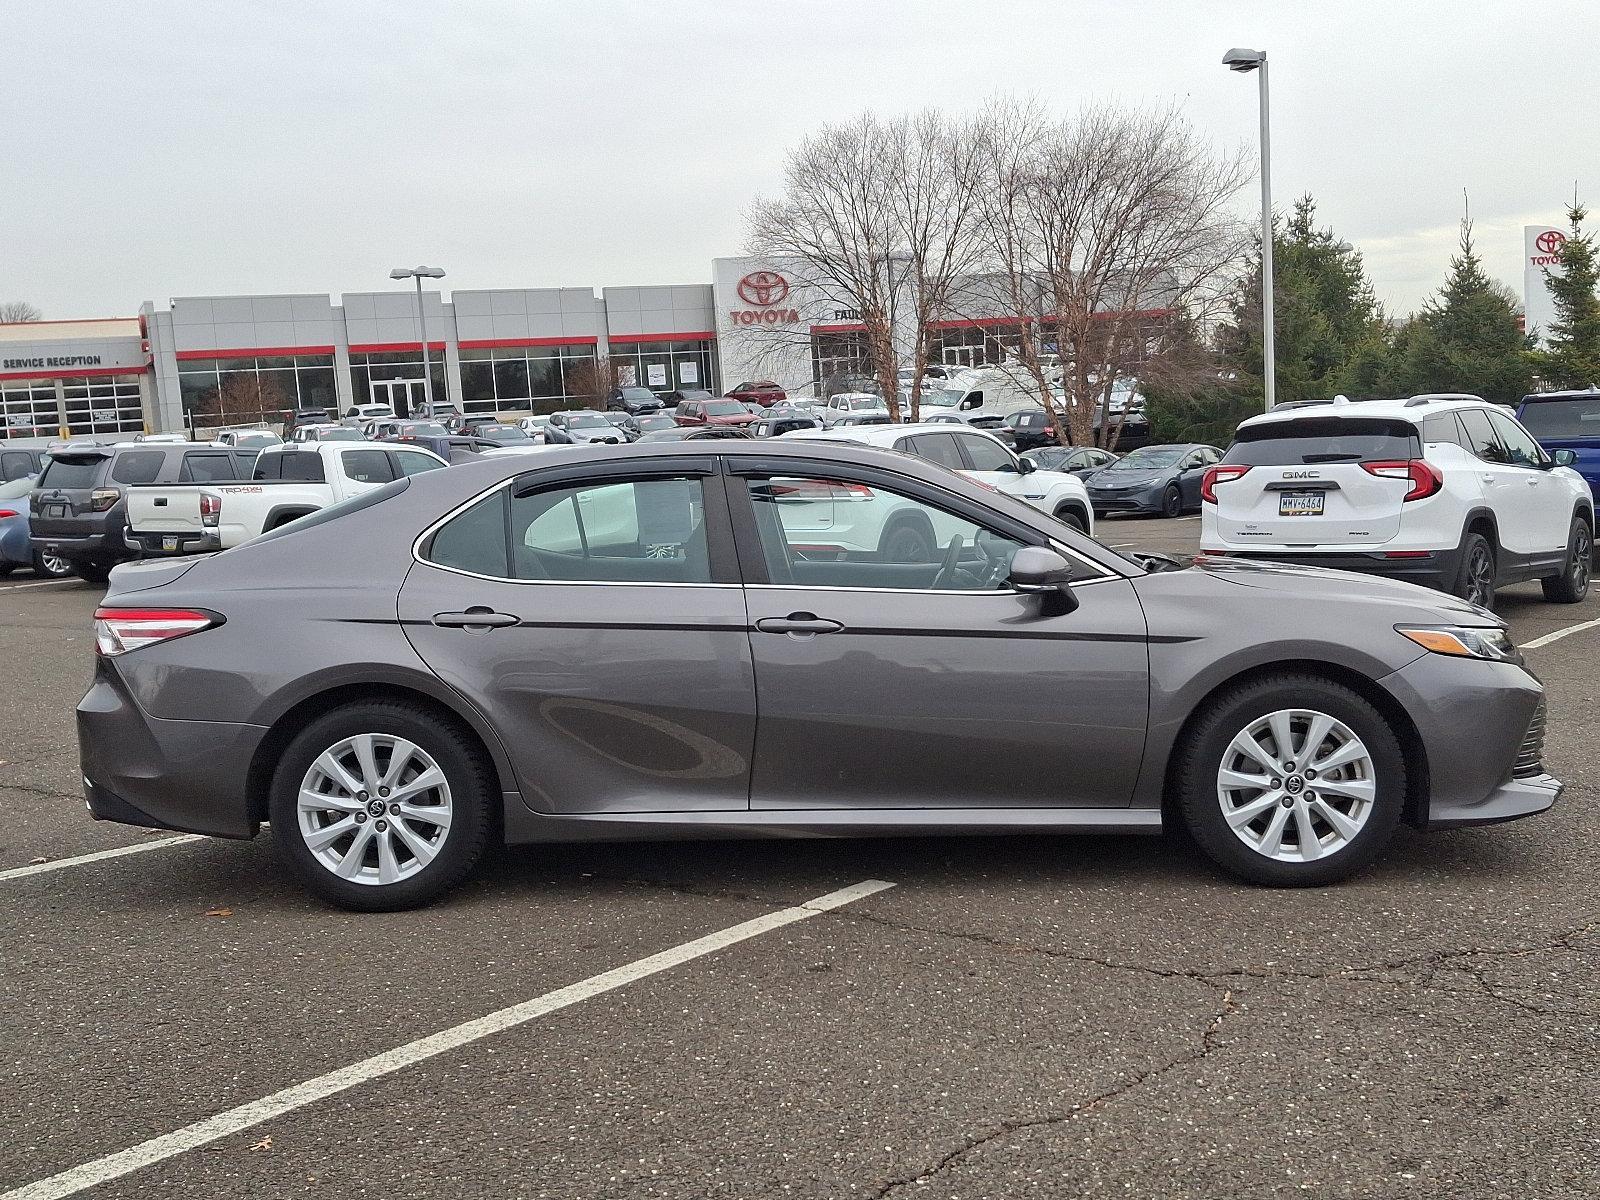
[1541,517,1591,604]
[1453,531,1496,610]
[1054,505,1088,534]
[879,520,935,563]
[72,563,111,584]
[32,549,75,579]
[0,563,12,578]
[269,701,495,911]
[1174,673,1406,887]
[1160,485,1183,519]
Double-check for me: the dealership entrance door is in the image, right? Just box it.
[370,378,428,418]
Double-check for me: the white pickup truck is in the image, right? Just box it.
[125,441,447,555]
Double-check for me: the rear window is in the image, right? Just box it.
[1224,417,1421,465]
[1517,398,1600,439]
[111,450,167,485]
[39,457,105,489]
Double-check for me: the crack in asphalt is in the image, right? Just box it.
[871,989,1239,1198]
[0,779,82,803]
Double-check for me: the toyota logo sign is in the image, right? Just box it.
[737,270,790,307]
[1536,230,1567,256]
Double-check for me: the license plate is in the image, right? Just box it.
[1279,491,1325,517]
[46,503,67,518]
[163,536,178,552]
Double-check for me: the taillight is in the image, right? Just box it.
[200,491,222,528]
[1201,464,1250,504]
[91,487,121,512]
[0,509,17,519]
[1362,459,1442,502]
[94,608,218,656]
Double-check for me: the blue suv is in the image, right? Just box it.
[1518,389,1600,492]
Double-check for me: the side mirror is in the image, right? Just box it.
[1552,448,1577,467]
[1015,457,1036,474]
[1007,546,1080,613]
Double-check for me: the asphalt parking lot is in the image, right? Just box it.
[2,518,1596,1200]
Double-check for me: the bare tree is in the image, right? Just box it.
[1,301,42,323]
[974,102,1250,447]
[564,356,620,410]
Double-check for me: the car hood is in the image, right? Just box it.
[1188,554,1495,622]
[570,429,627,442]
[1089,469,1167,486]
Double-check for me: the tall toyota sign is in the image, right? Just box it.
[1524,225,1567,343]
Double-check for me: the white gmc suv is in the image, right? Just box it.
[1200,394,1594,609]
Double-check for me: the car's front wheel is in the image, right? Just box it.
[1541,517,1591,604]
[1174,674,1405,886]
[269,701,495,911]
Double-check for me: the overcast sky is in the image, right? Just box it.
[8,1,1596,320]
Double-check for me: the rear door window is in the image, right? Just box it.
[1457,409,1511,464]
[39,457,105,489]
[178,452,240,482]
[909,433,966,470]
[1421,414,1470,450]
[110,450,166,485]
[1223,417,1422,465]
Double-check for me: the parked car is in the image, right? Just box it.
[29,442,261,581]
[674,398,759,430]
[517,415,551,442]
[1515,388,1600,496]
[752,413,824,438]
[1201,394,1594,609]
[631,413,679,435]
[132,433,191,445]
[601,412,642,440]
[125,441,449,555]
[634,427,752,442]
[215,428,283,449]
[384,432,506,461]
[660,389,714,408]
[344,402,396,425]
[910,368,1034,425]
[0,474,72,577]
[818,392,890,428]
[290,423,365,444]
[82,438,1559,909]
[545,411,631,444]
[1085,443,1223,518]
[605,386,665,416]
[725,380,787,407]
[1002,409,1062,452]
[792,422,1094,534]
[2,447,47,482]
[463,423,539,448]
[1024,446,1121,476]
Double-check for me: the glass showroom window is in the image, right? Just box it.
[611,339,717,395]
[457,344,600,416]
[63,375,144,436]
[0,379,61,439]
[179,354,337,427]
[348,351,447,413]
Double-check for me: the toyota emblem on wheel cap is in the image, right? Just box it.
[737,270,790,307]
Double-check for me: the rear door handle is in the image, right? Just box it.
[755,614,844,636]
[432,608,520,629]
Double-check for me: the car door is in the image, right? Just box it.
[1457,408,1543,560]
[726,456,1148,810]
[399,457,756,814]
[1174,450,1207,508]
[1488,410,1570,560]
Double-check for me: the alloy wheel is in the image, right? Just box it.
[1466,545,1494,607]
[296,733,454,886]
[1572,526,1591,594]
[39,553,72,577]
[1216,708,1376,863]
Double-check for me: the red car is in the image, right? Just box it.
[674,398,759,428]
[724,380,787,407]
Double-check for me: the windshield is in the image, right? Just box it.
[1518,398,1600,440]
[922,388,962,408]
[1110,447,1186,470]
[320,428,364,442]
[704,400,746,416]
[636,415,676,430]
[1224,417,1420,465]
[620,388,654,401]
[402,423,448,437]
[849,397,884,410]
[567,413,608,429]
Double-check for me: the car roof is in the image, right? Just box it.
[789,422,1004,448]
[1238,394,1498,430]
[1520,388,1600,402]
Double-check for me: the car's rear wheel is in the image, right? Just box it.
[1541,517,1591,604]
[72,562,111,584]
[269,702,495,911]
[33,550,74,578]
[1454,532,1496,610]
[1054,504,1087,534]
[1174,674,1405,887]
[1160,485,1183,519]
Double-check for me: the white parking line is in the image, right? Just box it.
[0,878,896,1200]
[0,579,80,592]
[1522,614,1600,651]
[0,835,204,883]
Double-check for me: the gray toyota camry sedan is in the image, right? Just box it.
[80,441,1558,910]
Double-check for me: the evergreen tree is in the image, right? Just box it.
[1541,203,1600,388]
[1387,219,1534,405]
[1217,195,1392,404]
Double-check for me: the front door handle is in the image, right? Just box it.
[755,613,844,636]
[432,608,520,629]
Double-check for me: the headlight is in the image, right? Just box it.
[1397,625,1520,663]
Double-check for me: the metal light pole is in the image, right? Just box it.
[389,265,446,415]
[1223,48,1274,411]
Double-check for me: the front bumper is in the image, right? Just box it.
[1088,485,1162,514]
[1210,547,1462,592]
[77,658,265,839]
[1381,652,1562,828]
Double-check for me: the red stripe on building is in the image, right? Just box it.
[348,341,448,354]
[809,323,868,334]
[175,345,336,361]
[0,364,150,381]
[455,336,600,350]
[606,331,715,344]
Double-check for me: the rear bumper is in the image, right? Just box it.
[125,529,221,556]
[30,525,131,568]
[1207,546,1462,592]
[77,659,264,839]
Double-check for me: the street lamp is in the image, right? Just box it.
[389,265,446,414]
[1222,48,1275,411]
